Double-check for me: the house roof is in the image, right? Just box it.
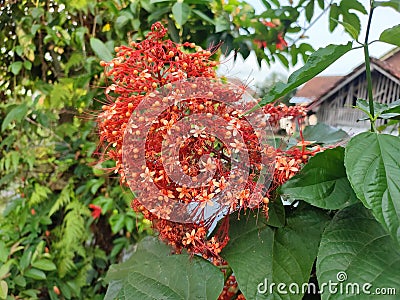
[294,76,342,101]
[380,47,400,61]
[372,56,400,79]
[295,47,400,108]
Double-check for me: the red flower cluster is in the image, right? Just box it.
[89,204,102,219]
[98,22,216,182]
[97,23,319,288]
[98,23,233,258]
[263,103,306,126]
[255,19,288,50]
[276,33,288,50]
[121,76,276,258]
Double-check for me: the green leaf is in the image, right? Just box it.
[355,98,382,118]
[379,24,400,47]
[140,0,155,12]
[115,11,133,30]
[380,99,400,118]
[73,27,88,48]
[31,7,44,19]
[23,60,32,70]
[104,237,223,300]
[302,123,349,145]
[0,261,12,280]
[221,205,330,299]
[90,37,113,62]
[24,268,46,280]
[172,2,191,27]
[0,242,7,263]
[31,259,57,271]
[331,16,359,40]
[342,12,361,38]
[305,0,315,22]
[281,147,359,210]
[64,52,84,74]
[192,9,215,25]
[340,0,368,14]
[0,280,8,300]
[109,214,125,234]
[317,203,400,300]
[13,275,26,287]
[276,52,289,68]
[374,0,400,12]
[59,282,73,299]
[355,99,400,121]
[9,61,23,75]
[1,104,29,132]
[68,0,89,11]
[19,248,33,271]
[109,241,126,259]
[215,16,230,33]
[31,24,41,35]
[21,290,40,298]
[255,43,353,108]
[49,184,71,216]
[266,198,285,228]
[90,178,105,195]
[31,183,52,206]
[125,217,134,233]
[298,42,315,62]
[345,132,400,244]
[14,45,23,57]
[377,113,400,120]
[148,6,170,23]
[329,4,339,32]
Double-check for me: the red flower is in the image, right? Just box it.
[276,33,288,50]
[89,204,102,219]
[254,39,267,49]
[261,20,277,28]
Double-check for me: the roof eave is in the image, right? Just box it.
[309,61,400,108]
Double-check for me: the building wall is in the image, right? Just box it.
[316,71,400,133]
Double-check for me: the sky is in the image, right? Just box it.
[217,0,400,87]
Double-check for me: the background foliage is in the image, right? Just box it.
[1,0,399,299]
